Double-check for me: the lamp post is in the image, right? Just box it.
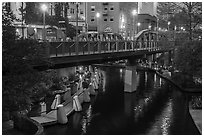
[75,2,79,55]
[41,4,47,41]
[96,12,100,32]
[132,9,137,40]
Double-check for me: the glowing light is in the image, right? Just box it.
[122,18,125,23]
[79,66,82,71]
[120,69,123,73]
[41,4,47,12]
[132,9,137,16]
[168,21,170,25]
[96,12,100,18]
[137,22,141,26]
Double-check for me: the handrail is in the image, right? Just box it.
[56,43,63,49]
[48,30,173,57]
[55,43,63,56]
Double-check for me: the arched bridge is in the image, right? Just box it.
[37,29,173,69]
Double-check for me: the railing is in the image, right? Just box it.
[46,30,174,57]
[50,40,160,57]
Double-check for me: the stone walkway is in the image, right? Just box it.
[189,109,202,134]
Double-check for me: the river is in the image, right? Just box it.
[44,65,200,135]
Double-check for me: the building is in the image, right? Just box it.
[7,2,157,40]
[67,2,86,32]
[86,2,157,39]
[119,2,138,39]
[86,2,120,33]
[137,2,158,31]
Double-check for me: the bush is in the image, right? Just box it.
[174,40,202,77]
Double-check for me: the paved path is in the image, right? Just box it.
[189,109,202,134]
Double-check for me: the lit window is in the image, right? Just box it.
[91,18,95,22]
[104,18,107,21]
[110,18,114,22]
[104,7,108,10]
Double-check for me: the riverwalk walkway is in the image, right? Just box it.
[189,108,202,134]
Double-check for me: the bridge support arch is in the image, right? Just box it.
[124,66,139,92]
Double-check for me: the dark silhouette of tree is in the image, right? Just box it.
[174,41,202,77]
[157,2,202,79]
[24,2,41,24]
[2,3,52,120]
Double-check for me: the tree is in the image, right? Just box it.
[24,2,42,25]
[2,2,53,120]
[174,41,202,77]
[157,2,202,40]
[2,2,17,50]
[51,2,76,39]
[180,2,202,40]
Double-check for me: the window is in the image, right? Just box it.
[110,6,114,11]
[102,2,109,5]
[104,18,107,21]
[104,7,108,11]
[103,13,108,16]
[80,10,83,14]
[91,18,95,22]
[110,18,114,22]
[91,6,95,12]
[70,8,75,14]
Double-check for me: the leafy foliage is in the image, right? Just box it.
[2,3,17,49]
[157,2,202,40]
[174,40,202,77]
[2,3,53,114]
[23,2,76,39]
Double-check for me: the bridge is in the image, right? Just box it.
[36,29,173,70]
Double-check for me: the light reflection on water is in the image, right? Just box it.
[161,100,173,135]
[146,98,173,135]
[81,105,92,134]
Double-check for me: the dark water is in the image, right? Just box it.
[44,66,200,135]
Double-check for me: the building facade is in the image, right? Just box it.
[86,2,120,33]
[7,2,157,40]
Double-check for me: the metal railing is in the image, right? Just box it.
[49,40,161,57]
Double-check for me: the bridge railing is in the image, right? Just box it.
[49,40,160,57]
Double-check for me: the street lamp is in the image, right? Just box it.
[132,9,137,40]
[41,4,47,41]
[75,2,79,55]
[96,12,100,32]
